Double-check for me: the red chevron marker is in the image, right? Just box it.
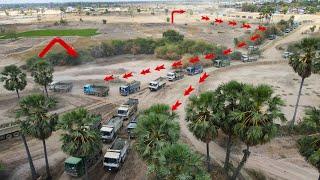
[201,16,210,21]
[172,60,183,68]
[171,100,182,111]
[189,56,200,64]
[242,23,251,29]
[171,9,186,24]
[223,48,232,55]
[184,85,194,96]
[250,34,261,42]
[228,20,237,26]
[237,41,247,48]
[38,37,78,58]
[204,53,215,60]
[104,75,114,81]
[215,18,223,24]
[155,64,165,71]
[257,25,267,32]
[122,72,133,79]
[199,72,209,83]
[140,68,151,75]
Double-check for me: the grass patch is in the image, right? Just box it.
[0,29,98,39]
[246,168,267,180]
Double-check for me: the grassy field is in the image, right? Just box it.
[0,29,99,39]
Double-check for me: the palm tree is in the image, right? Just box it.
[298,106,320,133]
[17,94,57,180]
[31,60,53,97]
[289,37,320,127]
[59,108,102,180]
[231,84,285,179]
[155,143,211,180]
[0,65,27,99]
[185,91,221,171]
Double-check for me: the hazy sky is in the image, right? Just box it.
[0,0,167,4]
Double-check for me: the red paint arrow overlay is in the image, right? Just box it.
[201,16,210,21]
[140,68,151,75]
[104,75,114,81]
[199,72,209,83]
[242,23,251,29]
[204,53,215,60]
[171,9,186,24]
[257,25,267,32]
[38,37,78,58]
[184,85,195,96]
[237,41,247,48]
[223,48,232,55]
[122,72,133,79]
[189,56,200,64]
[250,34,261,42]
[171,100,182,111]
[215,18,223,24]
[172,60,183,68]
[155,64,165,71]
[228,20,237,26]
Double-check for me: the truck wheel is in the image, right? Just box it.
[5,133,13,139]
[13,131,20,137]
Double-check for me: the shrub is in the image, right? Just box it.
[230,51,242,60]
[163,30,184,43]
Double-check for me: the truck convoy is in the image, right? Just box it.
[100,116,124,142]
[119,80,141,96]
[149,77,166,91]
[103,138,129,171]
[167,70,184,81]
[49,81,73,92]
[117,98,139,121]
[186,65,203,75]
[83,84,109,97]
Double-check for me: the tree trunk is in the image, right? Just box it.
[84,158,89,180]
[231,144,250,180]
[42,139,51,180]
[44,85,49,97]
[15,89,20,99]
[21,134,38,180]
[291,77,305,127]
[224,133,232,170]
[206,142,211,172]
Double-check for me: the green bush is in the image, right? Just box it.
[163,30,184,43]
[230,51,242,60]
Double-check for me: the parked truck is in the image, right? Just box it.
[103,138,129,171]
[186,65,203,75]
[149,77,166,91]
[214,59,230,67]
[117,98,139,121]
[100,116,124,142]
[83,84,109,97]
[119,80,141,96]
[49,81,73,92]
[127,115,138,138]
[167,70,184,81]
[0,121,20,141]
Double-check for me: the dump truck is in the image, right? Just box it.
[119,80,141,96]
[103,138,129,171]
[49,81,73,92]
[127,115,138,138]
[100,116,124,142]
[83,84,109,97]
[186,65,203,75]
[117,98,138,121]
[0,121,20,141]
[167,70,184,81]
[149,77,166,91]
[214,59,230,67]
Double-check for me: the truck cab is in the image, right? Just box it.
[100,126,115,141]
[64,157,85,177]
[149,81,160,90]
[103,138,129,172]
[127,116,138,138]
[104,151,122,171]
[119,86,130,96]
[117,106,130,118]
[166,72,176,81]
[186,65,203,75]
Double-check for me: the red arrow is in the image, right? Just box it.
[155,64,165,71]
[250,34,261,42]
[189,56,200,64]
[104,75,114,81]
[122,72,133,79]
[201,16,210,21]
[223,48,232,55]
[199,72,209,83]
[242,23,251,29]
[257,25,267,32]
[215,18,223,24]
[228,20,237,26]
[172,60,183,68]
[237,41,247,48]
[38,37,78,58]
[204,53,215,60]
[171,100,182,111]
[171,9,186,24]
[140,68,151,75]
[184,85,194,96]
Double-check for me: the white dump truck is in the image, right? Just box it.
[49,81,73,92]
[117,98,138,121]
[167,70,184,81]
[100,116,124,142]
[0,121,20,141]
[149,77,166,91]
[103,138,129,171]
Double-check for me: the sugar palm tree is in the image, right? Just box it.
[0,65,27,99]
[31,60,53,97]
[231,84,286,179]
[289,37,320,127]
[59,108,102,180]
[17,94,57,180]
[185,91,221,171]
